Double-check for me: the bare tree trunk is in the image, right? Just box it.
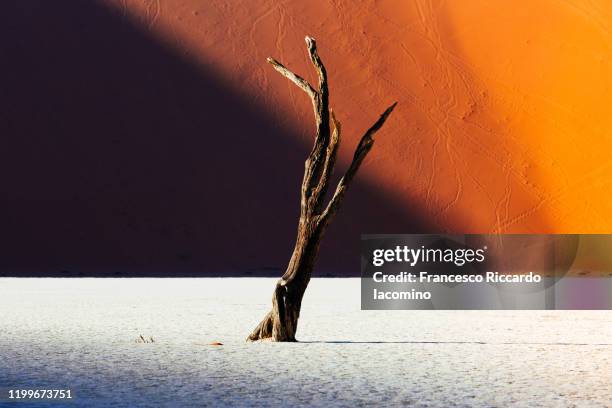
[247,36,397,342]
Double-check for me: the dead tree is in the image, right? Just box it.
[247,36,396,342]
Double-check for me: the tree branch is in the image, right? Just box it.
[319,102,398,225]
[305,36,328,114]
[301,36,331,213]
[267,57,317,100]
[266,52,321,219]
[310,110,341,213]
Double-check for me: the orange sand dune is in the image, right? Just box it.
[111,0,611,234]
[4,1,611,275]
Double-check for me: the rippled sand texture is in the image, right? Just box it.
[110,0,612,234]
[0,278,610,407]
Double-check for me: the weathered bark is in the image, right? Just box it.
[247,36,397,342]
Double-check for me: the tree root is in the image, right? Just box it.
[246,311,273,342]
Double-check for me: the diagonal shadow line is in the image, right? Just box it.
[0,1,436,277]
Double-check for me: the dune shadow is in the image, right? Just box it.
[0,1,435,277]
